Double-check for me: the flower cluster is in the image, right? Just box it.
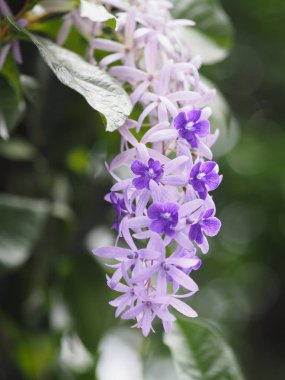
[78,0,223,336]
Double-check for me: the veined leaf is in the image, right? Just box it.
[164,318,244,380]
[8,17,132,132]
[0,194,49,269]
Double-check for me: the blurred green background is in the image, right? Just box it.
[1,0,285,379]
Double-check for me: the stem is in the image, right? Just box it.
[14,0,32,21]
[0,0,54,41]
[0,0,32,40]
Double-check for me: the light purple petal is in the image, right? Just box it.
[132,263,160,283]
[170,298,198,318]
[144,129,178,143]
[175,232,195,251]
[147,234,165,254]
[128,216,149,229]
[142,308,154,336]
[153,305,175,322]
[122,303,145,320]
[179,199,204,218]
[92,246,130,258]
[168,266,198,291]
[139,248,161,260]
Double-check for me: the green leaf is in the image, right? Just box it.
[163,319,244,380]
[20,75,40,104]
[171,0,233,64]
[0,194,49,269]
[0,74,25,139]
[8,17,132,132]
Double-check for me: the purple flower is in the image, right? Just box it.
[122,294,175,337]
[174,110,210,148]
[171,248,202,277]
[190,161,221,199]
[131,158,164,190]
[189,208,221,247]
[108,192,129,231]
[132,251,199,293]
[147,202,179,236]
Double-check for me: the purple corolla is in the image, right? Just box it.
[147,202,179,236]
[174,109,210,148]
[189,209,221,253]
[107,192,129,231]
[190,161,222,199]
[131,158,164,190]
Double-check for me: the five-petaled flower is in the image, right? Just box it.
[174,109,210,148]
[147,202,179,236]
[189,209,221,253]
[131,158,164,190]
[190,161,222,199]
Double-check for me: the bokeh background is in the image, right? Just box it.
[0,0,285,379]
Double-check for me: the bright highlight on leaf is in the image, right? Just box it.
[7,17,132,132]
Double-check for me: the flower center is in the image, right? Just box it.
[197,172,206,180]
[186,121,195,131]
[161,212,171,220]
[148,168,155,178]
[161,262,170,271]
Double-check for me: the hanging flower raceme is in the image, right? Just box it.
[70,0,224,336]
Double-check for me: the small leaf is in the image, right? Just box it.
[0,194,49,269]
[80,0,118,30]
[164,318,244,380]
[8,17,132,132]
